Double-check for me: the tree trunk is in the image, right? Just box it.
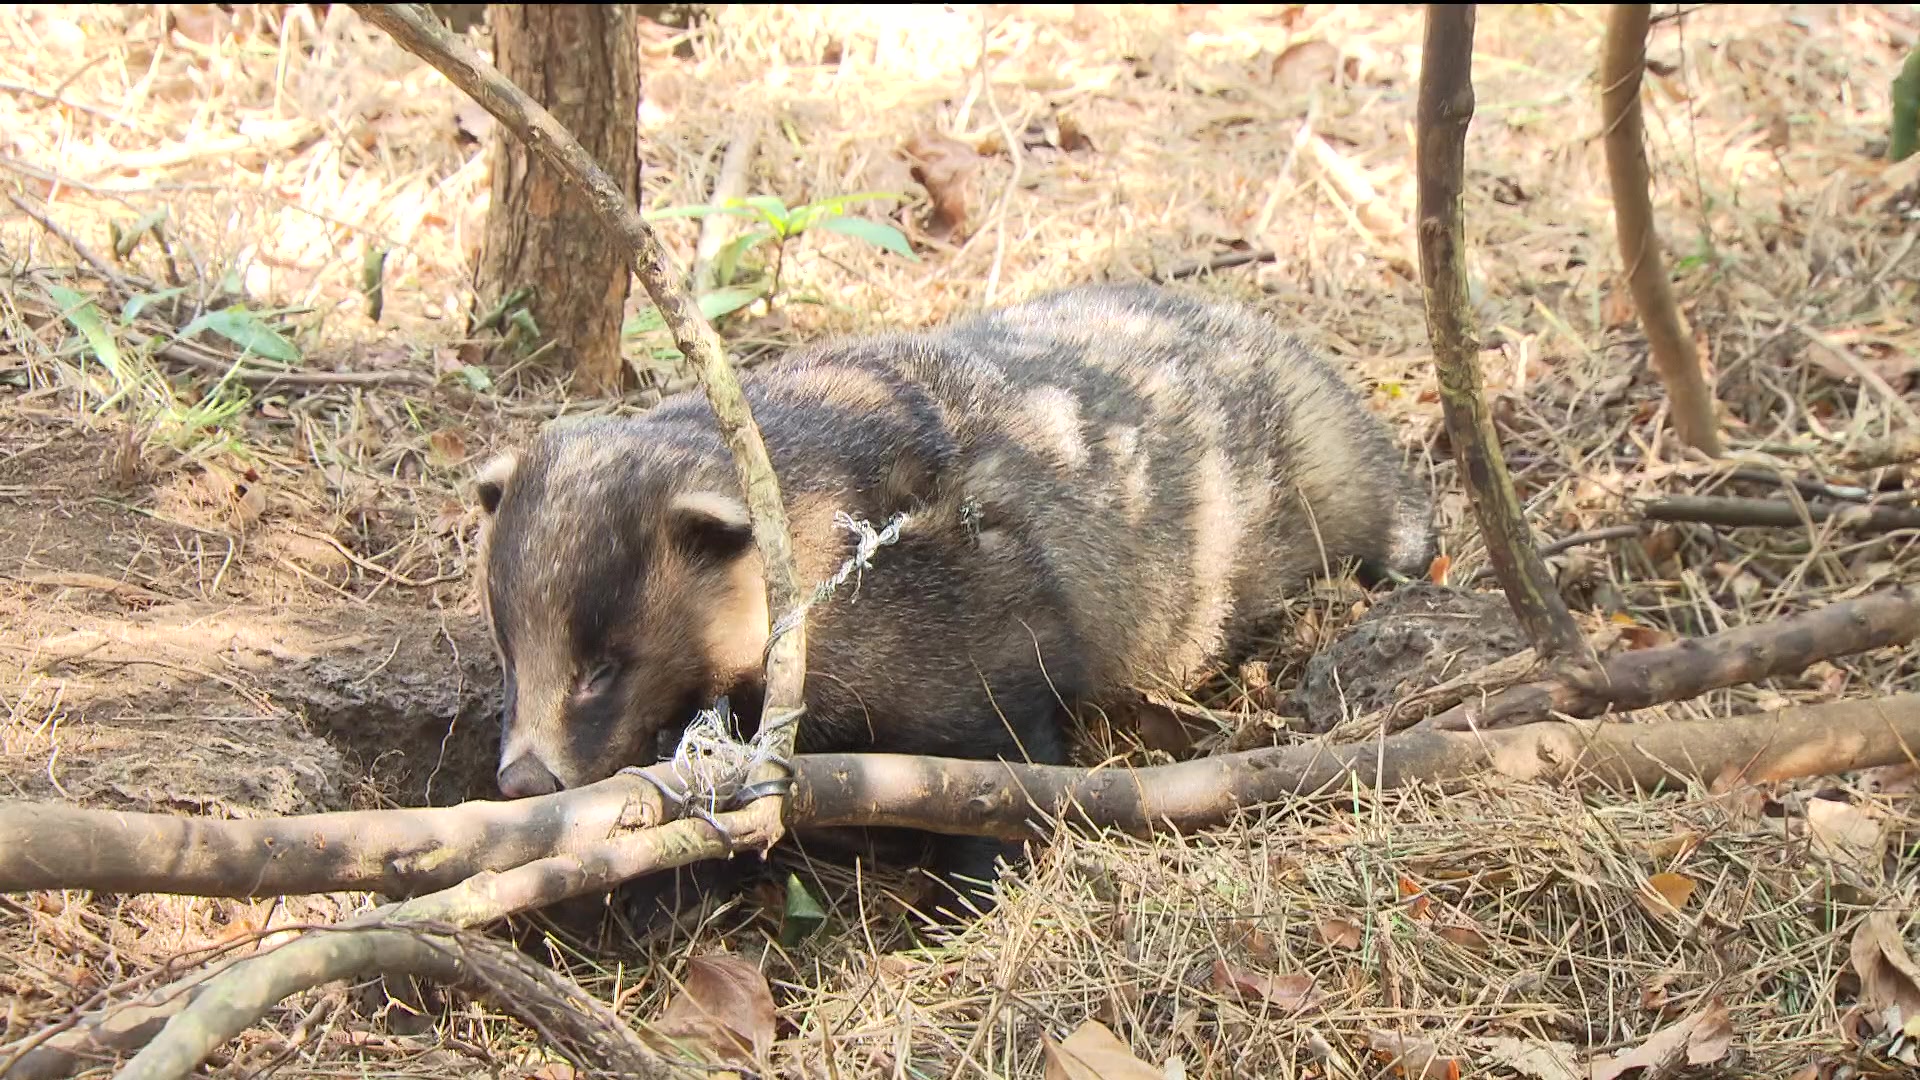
[475,4,639,396]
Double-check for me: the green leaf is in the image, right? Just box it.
[779,873,828,947]
[698,286,763,322]
[1892,44,1920,162]
[644,203,759,222]
[814,216,918,260]
[179,306,302,365]
[44,284,125,381]
[121,287,187,324]
[622,306,667,338]
[455,364,493,392]
[802,191,904,214]
[714,230,771,287]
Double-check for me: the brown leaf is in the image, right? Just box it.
[1587,998,1733,1080]
[526,1064,576,1080]
[1637,872,1697,916]
[1042,1019,1163,1080]
[644,953,777,1067]
[1646,831,1700,862]
[428,429,468,468]
[1271,40,1341,93]
[902,133,979,242]
[1365,1030,1462,1080]
[1210,958,1319,1012]
[1806,796,1887,868]
[1426,553,1451,585]
[1318,918,1362,950]
[1398,875,1433,921]
[1849,911,1920,1022]
[1435,924,1490,953]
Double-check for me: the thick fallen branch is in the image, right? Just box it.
[1414,5,1598,673]
[1421,587,1920,731]
[1643,494,1920,533]
[348,2,808,850]
[1602,3,1723,456]
[11,689,1920,1077]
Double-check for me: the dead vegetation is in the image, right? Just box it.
[4,3,1920,1078]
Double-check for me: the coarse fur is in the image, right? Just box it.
[473,282,1434,919]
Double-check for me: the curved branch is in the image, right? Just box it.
[1601,3,1723,455]
[116,926,678,1080]
[1423,587,1920,731]
[1414,5,1597,671]
[346,2,808,850]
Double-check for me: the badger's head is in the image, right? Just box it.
[471,424,769,798]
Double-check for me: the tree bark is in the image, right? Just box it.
[474,4,640,396]
[1601,3,1723,456]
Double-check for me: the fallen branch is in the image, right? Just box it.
[1839,430,1920,471]
[12,687,1920,1076]
[1643,494,1920,533]
[1414,5,1599,673]
[1421,587,1920,731]
[1601,3,1723,455]
[116,925,676,1080]
[349,2,808,850]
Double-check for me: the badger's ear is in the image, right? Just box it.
[473,452,519,516]
[668,490,755,561]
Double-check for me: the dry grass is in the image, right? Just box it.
[4,3,1920,1077]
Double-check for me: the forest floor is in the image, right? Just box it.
[3,4,1920,1078]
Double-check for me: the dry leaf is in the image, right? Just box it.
[1210,958,1319,1012]
[1435,924,1490,953]
[1426,553,1451,585]
[526,1064,576,1080]
[902,133,979,241]
[1849,911,1920,1023]
[1042,1019,1163,1080]
[1397,875,1433,921]
[428,429,468,468]
[1806,797,1887,868]
[1637,871,1697,916]
[1271,40,1340,93]
[1587,998,1733,1080]
[1318,918,1363,949]
[1365,1030,1462,1080]
[1471,1036,1582,1080]
[644,953,777,1067]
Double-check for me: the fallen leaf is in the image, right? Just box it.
[1637,872,1698,916]
[1042,1019,1162,1080]
[1271,39,1341,93]
[644,953,777,1067]
[428,429,468,468]
[902,133,979,242]
[1397,875,1433,921]
[1471,1036,1582,1080]
[526,1064,576,1080]
[1365,1030,1462,1079]
[1646,831,1700,862]
[1318,918,1363,949]
[1210,958,1319,1012]
[1426,553,1451,585]
[1806,796,1887,868]
[1850,911,1920,1024]
[1587,999,1733,1080]
[1435,924,1490,953]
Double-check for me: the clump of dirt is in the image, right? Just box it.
[1293,582,1527,731]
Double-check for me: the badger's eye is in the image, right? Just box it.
[577,660,620,697]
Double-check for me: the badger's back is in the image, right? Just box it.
[636,283,1433,716]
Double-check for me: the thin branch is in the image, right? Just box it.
[1643,494,1920,533]
[349,3,808,850]
[1421,587,1920,731]
[1601,3,1723,455]
[1414,5,1598,672]
[690,123,757,294]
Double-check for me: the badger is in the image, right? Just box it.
[472,282,1433,920]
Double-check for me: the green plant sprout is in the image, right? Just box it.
[646,191,916,303]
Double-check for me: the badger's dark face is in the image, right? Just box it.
[471,432,769,798]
